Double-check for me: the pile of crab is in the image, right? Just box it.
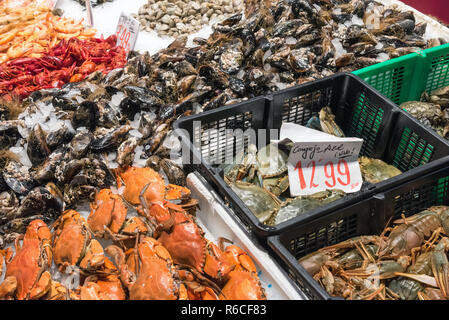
[0,166,266,300]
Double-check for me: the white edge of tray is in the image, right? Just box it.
[186,172,306,300]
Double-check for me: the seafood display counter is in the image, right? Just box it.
[2,0,449,301]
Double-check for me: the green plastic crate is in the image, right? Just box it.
[353,43,449,105]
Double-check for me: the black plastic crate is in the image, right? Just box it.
[267,157,449,300]
[173,73,449,241]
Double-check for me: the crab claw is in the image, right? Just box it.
[165,184,191,201]
[79,239,105,271]
[0,276,17,299]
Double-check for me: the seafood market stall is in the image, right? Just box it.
[1,0,449,301]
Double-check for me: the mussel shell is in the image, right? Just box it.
[33,145,68,183]
[90,125,132,152]
[15,184,64,218]
[123,86,164,109]
[46,124,74,149]
[27,124,51,167]
[161,158,186,186]
[3,160,37,196]
[52,96,78,111]
[229,77,246,95]
[119,96,141,120]
[69,129,94,159]
[72,101,99,131]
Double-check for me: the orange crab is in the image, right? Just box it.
[79,274,126,300]
[87,189,128,238]
[106,237,219,300]
[1,219,53,300]
[219,241,266,300]
[116,166,191,228]
[52,210,105,273]
[158,208,232,284]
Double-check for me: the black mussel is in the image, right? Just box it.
[46,123,74,149]
[203,92,229,112]
[97,100,121,128]
[384,19,415,37]
[0,120,23,150]
[146,155,161,172]
[116,136,139,168]
[273,19,302,38]
[198,65,229,90]
[90,125,132,152]
[63,185,97,208]
[69,129,94,159]
[15,183,64,219]
[219,45,244,75]
[0,175,9,192]
[119,96,141,120]
[33,145,68,183]
[222,13,243,26]
[0,191,18,220]
[55,158,90,183]
[279,71,295,83]
[3,160,36,196]
[178,75,197,96]
[139,112,156,139]
[161,158,186,187]
[52,96,78,110]
[123,86,165,110]
[27,124,51,166]
[258,37,271,52]
[174,61,197,77]
[161,71,179,103]
[1,215,51,238]
[344,25,377,46]
[143,123,170,156]
[289,48,313,73]
[72,101,99,131]
[414,22,427,37]
[229,77,246,96]
[291,0,326,26]
[336,53,355,68]
[105,86,121,96]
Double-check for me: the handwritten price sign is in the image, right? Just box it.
[276,122,364,196]
[115,13,140,57]
[288,141,363,196]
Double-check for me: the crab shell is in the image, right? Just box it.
[107,237,188,300]
[158,210,232,282]
[80,275,126,300]
[5,220,52,300]
[116,166,166,205]
[220,270,266,300]
[88,189,128,237]
[52,210,105,271]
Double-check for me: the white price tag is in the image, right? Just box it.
[277,123,364,196]
[115,13,140,57]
